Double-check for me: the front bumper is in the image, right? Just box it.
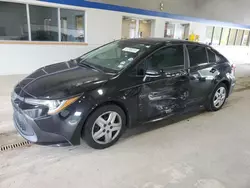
[12,95,93,146]
[13,108,69,145]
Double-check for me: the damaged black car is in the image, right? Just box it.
[11,38,236,149]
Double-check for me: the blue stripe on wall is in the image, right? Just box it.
[40,0,250,29]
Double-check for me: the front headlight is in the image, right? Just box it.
[24,96,79,115]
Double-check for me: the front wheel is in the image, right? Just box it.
[206,83,228,111]
[83,105,126,149]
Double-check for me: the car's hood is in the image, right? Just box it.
[15,60,110,99]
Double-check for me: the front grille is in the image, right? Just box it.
[12,91,36,138]
[14,111,34,136]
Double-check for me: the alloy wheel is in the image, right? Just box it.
[91,111,122,144]
[213,87,226,108]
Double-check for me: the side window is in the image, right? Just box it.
[147,45,184,71]
[187,45,208,67]
[207,49,216,63]
[131,61,146,76]
[129,60,146,76]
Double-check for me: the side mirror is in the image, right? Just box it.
[145,69,162,76]
[143,69,162,82]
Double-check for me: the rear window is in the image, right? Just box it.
[187,45,208,66]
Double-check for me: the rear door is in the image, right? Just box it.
[186,45,218,105]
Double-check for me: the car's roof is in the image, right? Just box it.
[121,38,208,46]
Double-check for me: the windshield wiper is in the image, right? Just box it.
[78,61,104,73]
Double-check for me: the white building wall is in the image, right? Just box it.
[188,22,250,65]
[151,18,165,38]
[86,8,122,44]
[0,0,169,75]
[0,44,96,75]
[0,4,124,75]
[214,46,250,65]
[0,0,249,75]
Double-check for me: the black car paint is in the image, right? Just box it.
[12,39,235,146]
[15,60,110,99]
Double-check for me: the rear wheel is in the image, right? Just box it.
[83,105,126,149]
[206,83,228,111]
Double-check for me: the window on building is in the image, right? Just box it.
[164,23,175,38]
[205,26,214,44]
[0,2,28,40]
[60,9,85,42]
[29,5,58,41]
[139,20,152,38]
[187,45,208,66]
[212,27,222,45]
[235,29,244,45]
[242,30,250,46]
[148,45,184,71]
[228,29,237,45]
[207,49,216,63]
[220,28,230,45]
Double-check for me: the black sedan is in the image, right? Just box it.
[11,38,236,149]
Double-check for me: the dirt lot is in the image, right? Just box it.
[1,65,250,188]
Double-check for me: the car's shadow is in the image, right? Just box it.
[43,107,207,154]
[31,107,213,159]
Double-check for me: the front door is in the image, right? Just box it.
[138,45,189,122]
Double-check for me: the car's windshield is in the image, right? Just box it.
[78,40,155,73]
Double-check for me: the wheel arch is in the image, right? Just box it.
[207,78,231,101]
[70,98,132,146]
[220,80,230,97]
[79,99,130,136]
[205,79,230,111]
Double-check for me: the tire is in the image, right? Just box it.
[83,105,126,149]
[205,83,228,111]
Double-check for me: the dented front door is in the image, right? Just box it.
[138,70,189,121]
